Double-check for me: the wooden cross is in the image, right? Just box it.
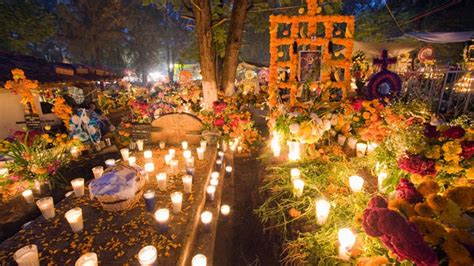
[373,49,397,70]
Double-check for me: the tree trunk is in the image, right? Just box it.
[192,0,218,108]
[221,0,249,96]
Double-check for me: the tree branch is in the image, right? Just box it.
[190,0,201,11]
[212,18,230,28]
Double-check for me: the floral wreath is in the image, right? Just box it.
[69,109,102,144]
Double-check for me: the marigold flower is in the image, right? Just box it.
[414,202,434,217]
[443,186,474,209]
[417,180,440,197]
[442,237,473,265]
[426,194,448,212]
[410,216,446,245]
[388,198,416,218]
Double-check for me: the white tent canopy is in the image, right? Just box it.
[404,31,474,43]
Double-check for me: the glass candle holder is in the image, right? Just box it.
[349,175,364,193]
[65,207,83,232]
[105,159,116,168]
[138,245,157,266]
[92,166,104,179]
[120,148,130,161]
[22,189,34,204]
[71,178,85,197]
[143,190,156,212]
[168,149,176,159]
[315,199,330,225]
[156,173,167,191]
[13,244,39,266]
[154,208,169,232]
[192,254,207,266]
[164,154,171,165]
[144,150,153,159]
[128,157,137,166]
[171,192,183,214]
[206,186,216,201]
[200,211,212,232]
[182,175,193,193]
[36,197,55,220]
[136,139,144,151]
[181,141,188,150]
[200,140,207,152]
[196,147,204,160]
[75,252,98,266]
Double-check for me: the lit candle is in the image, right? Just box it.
[271,137,281,157]
[156,173,167,191]
[171,192,183,214]
[220,205,230,216]
[159,141,166,150]
[196,147,205,160]
[75,252,98,266]
[225,166,232,177]
[36,197,55,220]
[65,207,83,232]
[70,146,80,158]
[182,175,193,193]
[210,178,219,187]
[292,179,305,197]
[145,163,155,173]
[120,148,130,161]
[186,157,195,168]
[182,141,188,150]
[288,141,300,161]
[356,143,367,157]
[13,244,39,266]
[218,151,224,160]
[168,149,176,159]
[128,156,137,166]
[170,160,179,174]
[211,171,220,180]
[71,178,85,197]
[105,159,115,168]
[154,208,169,232]
[237,146,242,153]
[200,211,212,232]
[338,228,356,260]
[367,142,378,153]
[206,186,216,201]
[164,154,171,165]
[22,189,34,204]
[138,245,157,266]
[337,134,347,146]
[315,199,330,225]
[144,150,153,159]
[290,168,301,181]
[215,159,222,171]
[192,254,207,266]
[136,139,144,151]
[143,190,156,212]
[349,175,364,193]
[347,137,357,149]
[378,172,388,193]
[183,150,192,159]
[200,140,207,152]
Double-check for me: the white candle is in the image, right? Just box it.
[196,147,204,160]
[220,205,230,216]
[71,178,85,197]
[65,207,83,232]
[211,171,219,180]
[128,156,137,166]
[154,208,169,230]
[347,137,357,149]
[349,175,364,193]
[182,175,193,193]
[170,192,183,214]
[338,228,356,260]
[168,149,176,159]
[315,199,330,225]
[183,150,192,159]
[293,179,305,197]
[22,189,34,204]
[170,160,179,174]
[378,172,388,193]
[290,168,301,180]
[206,186,216,201]
[182,141,188,150]
[216,159,222,170]
[120,148,130,161]
[218,151,224,160]
[356,143,367,157]
[164,154,171,165]
[271,138,281,157]
[159,141,166,150]
[75,252,98,266]
[136,139,144,151]
[36,197,55,220]
[288,141,300,161]
[13,244,39,266]
[186,157,195,168]
[144,150,152,159]
[337,134,347,146]
[70,147,80,158]
[105,159,115,168]
[237,146,242,153]
[200,211,212,231]
[156,173,167,191]
[210,178,219,187]
[192,254,207,266]
[225,166,233,176]
[145,163,155,173]
[138,245,157,266]
[200,140,207,151]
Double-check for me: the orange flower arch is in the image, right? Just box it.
[3,69,39,114]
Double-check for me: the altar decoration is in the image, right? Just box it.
[89,164,145,211]
[3,69,39,114]
[97,90,132,115]
[69,109,102,144]
[52,96,73,128]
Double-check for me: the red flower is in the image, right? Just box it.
[352,99,363,112]
[398,154,437,176]
[212,101,227,114]
[442,126,465,139]
[461,140,474,159]
[368,195,388,208]
[214,117,225,127]
[396,178,423,204]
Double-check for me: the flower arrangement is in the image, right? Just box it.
[3,69,39,113]
[52,96,73,128]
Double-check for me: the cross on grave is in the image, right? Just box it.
[373,49,397,70]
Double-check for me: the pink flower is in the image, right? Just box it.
[212,101,227,114]
[214,117,225,127]
[352,99,363,112]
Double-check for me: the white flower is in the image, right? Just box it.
[289,123,300,134]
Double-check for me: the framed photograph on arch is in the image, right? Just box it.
[298,48,323,83]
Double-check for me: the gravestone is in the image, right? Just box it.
[132,124,151,141]
[24,114,41,130]
[151,113,203,145]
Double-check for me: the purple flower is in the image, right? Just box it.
[423,124,439,139]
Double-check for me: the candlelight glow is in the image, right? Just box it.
[144,150,152,159]
[138,245,157,265]
[315,199,330,225]
[220,205,230,216]
[192,254,207,266]
[292,179,305,196]
[182,141,188,150]
[338,228,356,260]
[349,175,364,193]
[200,211,212,224]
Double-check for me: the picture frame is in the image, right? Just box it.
[298,49,322,83]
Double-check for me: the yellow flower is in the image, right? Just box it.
[388,198,416,218]
[442,237,473,265]
[444,161,463,174]
[443,186,474,209]
[353,116,360,122]
[417,180,440,196]
[466,167,474,179]
[424,145,441,159]
[442,141,462,162]
[362,112,371,120]
[410,216,446,245]
[414,202,434,217]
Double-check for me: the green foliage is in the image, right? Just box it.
[0,0,55,53]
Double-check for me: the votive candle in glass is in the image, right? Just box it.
[338,228,356,261]
[71,178,85,197]
[136,139,144,151]
[143,190,156,212]
[156,173,167,191]
[168,149,176,159]
[182,175,193,193]
[292,179,305,197]
[347,137,357,150]
[200,140,207,152]
[120,148,130,161]
[36,197,55,220]
[170,160,179,174]
[75,252,98,266]
[196,147,204,160]
[315,199,330,225]
[154,208,169,232]
[138,245,157,266]
[186,157,195,168]
[192,254,207,266]
[171,192,183,214]
[288,141,300,161]
[105,159,116,168]
[144,150,152,159]
[200,211,212,232]
[128,156,137,166]
[22,189,34,204]
[206,186,216,201]
[225,166,232,178]
[337,134,347,146]
[70,146,80,158]
[220,205,230,216]
[92,166,104,179]
[211,171,219,180]
[13,244,39,266]
[349,175,364,193]
[145,163,155,173]
[218,151,224,161]
[290,168,301,181]
[210,178,218,187]
[215,159,222,171]
[183,150,192,160]
[65,207,83,232]
[356,143,367,157]
[164,154,171,165]
[182,141,188,150]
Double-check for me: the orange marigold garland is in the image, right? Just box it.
[52,96,73,128]
[3,69,39,114]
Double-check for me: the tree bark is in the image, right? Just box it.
[192,0,218,108]
[221,0,249,96]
